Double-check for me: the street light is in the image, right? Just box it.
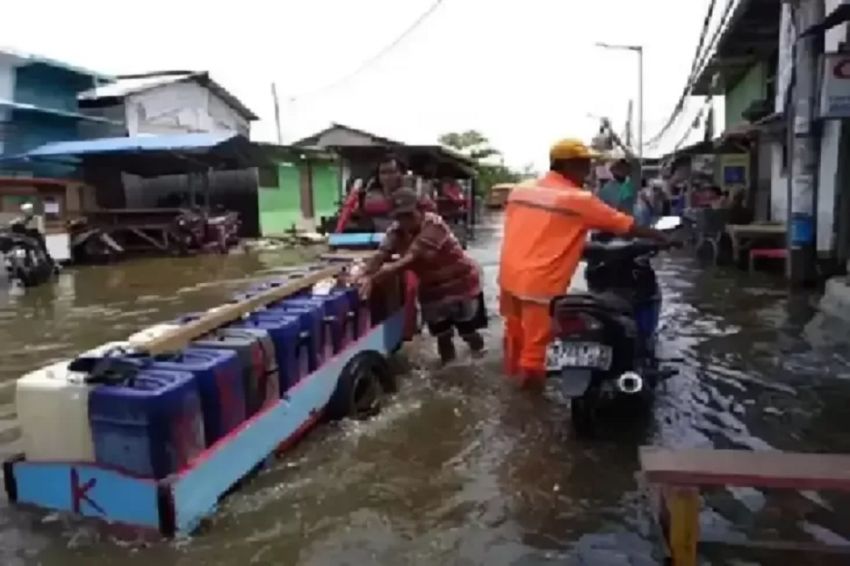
[595,42,644,169]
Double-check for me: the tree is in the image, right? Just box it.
[438,130,500,161]
[439,130,521,192]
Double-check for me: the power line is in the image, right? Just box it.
[643,0,718,147]
[645,0,738,148]
[289,0,446,100]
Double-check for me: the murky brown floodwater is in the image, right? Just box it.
[2,215,850,565]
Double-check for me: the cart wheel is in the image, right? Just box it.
[326,352,394,420]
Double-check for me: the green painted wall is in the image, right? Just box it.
[258,163,301,235]
[725,61,767,130]
[311,163,340,221]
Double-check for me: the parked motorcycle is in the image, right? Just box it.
[545,216,683,435]
[0,209,58,288]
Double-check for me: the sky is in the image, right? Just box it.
[3,0,725,170]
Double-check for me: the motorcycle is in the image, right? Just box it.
[545,216,683,435]
[0,219,58,288]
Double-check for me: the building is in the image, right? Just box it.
[0,49,116,172]
[690,0,782,223]
[0,49,116,260]
[254,144,341,234]
[78,71,257,137]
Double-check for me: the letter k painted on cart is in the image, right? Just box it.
[70,468,105,516]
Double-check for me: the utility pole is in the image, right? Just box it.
[271,82,283,145]
[596,42,644,175]
[787,0,825,285]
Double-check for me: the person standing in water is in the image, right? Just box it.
[358,188,486,365]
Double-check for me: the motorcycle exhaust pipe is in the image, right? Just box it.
[616,371,643,394]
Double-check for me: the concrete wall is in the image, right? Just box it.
[258,162,302,235]
[725,61,768,129]
[124,81,249,136]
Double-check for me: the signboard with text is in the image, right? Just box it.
[820,52,850,119]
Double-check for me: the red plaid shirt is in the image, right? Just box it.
[376,212,480,306]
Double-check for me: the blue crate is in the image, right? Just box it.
[279,296,344,358]
[265,301,324,371]
[326,288,360,345]
[193,328,280,417]
[151,349,245,446]
[89,368,205,479]
[231,314,305,392]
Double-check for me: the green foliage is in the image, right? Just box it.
[439,130,529,194]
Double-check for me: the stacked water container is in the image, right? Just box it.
[13,277,370,481]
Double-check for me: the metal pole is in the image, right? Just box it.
[271,82,283,145]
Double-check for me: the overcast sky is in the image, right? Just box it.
[4,0,723,170]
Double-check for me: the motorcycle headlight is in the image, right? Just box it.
[13,248,27,259]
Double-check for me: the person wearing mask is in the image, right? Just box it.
[358,188,486,364]
[335,154,436,233]
[499,138,671,389]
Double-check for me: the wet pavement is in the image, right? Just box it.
[2,215,850,565]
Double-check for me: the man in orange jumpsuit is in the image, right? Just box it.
[499,138,669,389]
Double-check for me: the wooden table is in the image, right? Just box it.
[640,446,850,565]
[725,223,787,263]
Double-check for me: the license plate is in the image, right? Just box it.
[545,341,613,371]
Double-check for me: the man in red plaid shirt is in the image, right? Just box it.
[359,188,486,364]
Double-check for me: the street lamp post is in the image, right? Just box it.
[595,42,644,171]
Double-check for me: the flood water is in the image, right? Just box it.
[2,215,850,565]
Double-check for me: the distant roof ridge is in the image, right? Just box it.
[78,71,257,120]
[114,70,198,80]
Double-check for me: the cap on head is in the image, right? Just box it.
[390,187,419,217]
[20,203,34,215]
[549,138,598,162]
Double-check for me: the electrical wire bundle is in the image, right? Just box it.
[644,0,741,153]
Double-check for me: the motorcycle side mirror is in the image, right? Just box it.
[653,216,682,232]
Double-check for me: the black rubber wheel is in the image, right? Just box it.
[570,393,600,438]
[326,353,394,420]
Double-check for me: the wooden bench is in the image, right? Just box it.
[640,446,850,566]
[749,247,788,273]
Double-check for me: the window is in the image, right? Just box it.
[258,166,279,188]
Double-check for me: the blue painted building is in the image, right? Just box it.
[0,49,117,177]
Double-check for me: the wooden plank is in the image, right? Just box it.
[140,264,344,355]
[726,223,787,237]
[640,447,850,491]
[664,486,700,566]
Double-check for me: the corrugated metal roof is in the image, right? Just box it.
[78,75,186,101]
[23,132,239,158]
[0,47,112,80]
[0,99,121,123]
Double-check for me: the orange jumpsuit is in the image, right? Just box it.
[498,171,634,387]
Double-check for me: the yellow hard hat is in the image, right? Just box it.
[549,138,599,161]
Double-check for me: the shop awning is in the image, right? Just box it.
[7,132,261,177]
